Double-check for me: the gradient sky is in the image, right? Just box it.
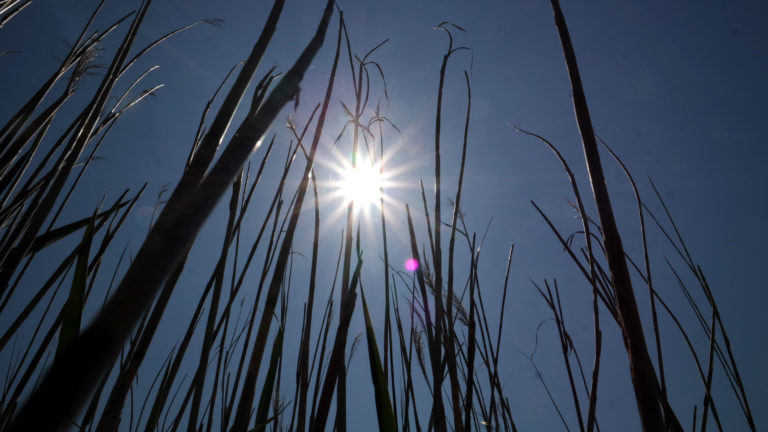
[1,0,766,430]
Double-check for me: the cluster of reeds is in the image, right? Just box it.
[0,0,755,431]
[506,2,756,431]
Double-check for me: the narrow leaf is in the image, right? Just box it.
[360,287,397,432]
[55,212,95,360]
[254,328,284,432]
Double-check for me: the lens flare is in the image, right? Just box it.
[405,258,419,272]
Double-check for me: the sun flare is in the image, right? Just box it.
[337,162,384,209]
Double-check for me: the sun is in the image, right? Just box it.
[337,161,384,209]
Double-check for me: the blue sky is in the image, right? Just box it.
[0,0,766,430]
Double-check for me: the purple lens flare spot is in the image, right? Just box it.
[405,258,419,272]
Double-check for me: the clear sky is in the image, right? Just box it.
[1,0,766,430]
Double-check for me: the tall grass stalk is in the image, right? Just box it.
[8,0,335,429]
[548,1,672,429]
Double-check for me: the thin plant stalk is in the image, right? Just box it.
[8,0,334,428]
[548,1,669,429]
